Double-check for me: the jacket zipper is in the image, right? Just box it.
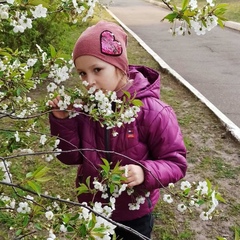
[104,126,111,162]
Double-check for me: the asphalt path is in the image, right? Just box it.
[106,0,240,140]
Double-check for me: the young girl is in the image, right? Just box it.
[49,20,187,239]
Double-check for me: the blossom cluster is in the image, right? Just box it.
[0,0,97,34]
[163,0,227,36]
[78,161,151,215]
[46,80,142,132]
[162,180,224,221]
[0,54,38,118]
[0,2,47,33]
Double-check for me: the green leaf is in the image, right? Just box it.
[86,176,91,188]
[70,213,80,221]
[88,236,95,240]
[100,165,110,174]
[24,68,33,80]
[49,44,57,58]
[40,72,49,78]
[23,215,29,227]
[215,193,226,203]
[62,214,70,224]
[109,184,115,194]
[100,158,110,173]
[183,188,191,195]
[88,213,96,229]
[34,223,42,230]
[27,180,41,195]
[16,88,22,97]
[112,233,117,240]
[181,0,189,10]
[35,176,52,182]
[215,3,228,9]
[76,184,89,195]
[111,174,121,182]
[79,224,87,236]
[183,10,195,17]
[132,99,143,107]
[235,227,240,240]
[123,91,131,99]
[217,18,226,28]
[162,12,179,23]
[182,15,190,26]
[206,179,212,193]
[26,172,33,179]
[67,226,75,232]
[15,229,22,236]
[33,166,50,179]
[196,199,205,206]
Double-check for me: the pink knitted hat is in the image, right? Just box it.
[72,20,128,74]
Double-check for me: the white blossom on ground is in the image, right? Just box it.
[60,224,67,233]
[180,180,192,190]
[196,180,208,195]
[45,154,54,162]
[163,194,174,203]
[177,203,187,212]
[200,211,209,220]
[47,229,56,240]
[207,190,219,215]
[45,210,54,220]
[14,131,20,142]
[40,134,47,145]
[17,202,31,214]
[25,195,34,201]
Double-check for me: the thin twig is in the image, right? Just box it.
[1,181,150,240]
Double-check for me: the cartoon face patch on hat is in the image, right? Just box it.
[100,30,123,56]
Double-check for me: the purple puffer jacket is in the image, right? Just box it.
[49,65,187,222]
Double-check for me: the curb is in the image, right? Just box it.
[104,7,240,142]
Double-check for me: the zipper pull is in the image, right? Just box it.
[127,129,135,139]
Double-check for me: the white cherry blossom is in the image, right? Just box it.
[31,4,47,19]
[17,202,31,214]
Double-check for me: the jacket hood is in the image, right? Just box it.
[127,65,160,99]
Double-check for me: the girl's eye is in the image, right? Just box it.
[94,68,101,73]
[79,72,85,77]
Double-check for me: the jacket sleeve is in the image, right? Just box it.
[49,114,82,165]
[139,102,187,190]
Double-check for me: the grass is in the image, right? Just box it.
[1,3,240,240]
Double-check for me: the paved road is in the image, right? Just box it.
[106,0,240,140]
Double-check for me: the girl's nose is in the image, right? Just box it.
[85,74,96,86]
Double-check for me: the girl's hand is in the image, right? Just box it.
[122,164,144,188]
[48,96,70,119]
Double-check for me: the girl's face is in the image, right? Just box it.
[75,55,125,92]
